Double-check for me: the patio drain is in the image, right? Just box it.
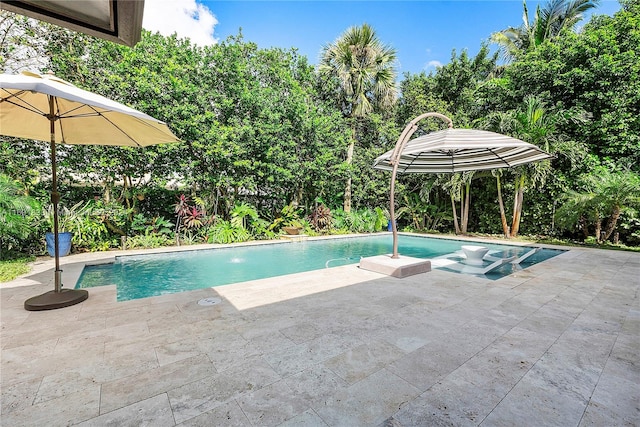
[198,297,222,306]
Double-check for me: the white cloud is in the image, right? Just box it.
[142,0,218,46]
[425,60,442,70]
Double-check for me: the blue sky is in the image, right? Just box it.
[143,0,621,75]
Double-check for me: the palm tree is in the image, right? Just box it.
[477,96,586,238]
[319,23,397,212]
[556,169,640,242]
[491,0,600,62]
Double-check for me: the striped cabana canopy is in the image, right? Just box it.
[373,128,552,174]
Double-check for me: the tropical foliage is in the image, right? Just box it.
[491,0,601,62]
[0,174,39,259]
[0,0,639,262]
[319,23,397,212]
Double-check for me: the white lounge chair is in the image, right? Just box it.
[434,255,517,275]
[484,247,541,265]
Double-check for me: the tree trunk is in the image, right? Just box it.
[510,175,525,238]
[343,126,356,213]
[459,188,464,233]
[293,185,304,207]
[595,211,602,243]
[579,215,589,240]
[496,174,510,238]
[451,193,460,235]
[461,181,471,234]
[602,206,621,242]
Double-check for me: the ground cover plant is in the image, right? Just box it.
[0,256,34,282]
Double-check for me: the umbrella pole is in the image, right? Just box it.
[51,137,62,292]
[388,113,453,259]
[390,164,399,258]
[24,96,88,311]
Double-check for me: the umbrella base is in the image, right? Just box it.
[24,289,88,311]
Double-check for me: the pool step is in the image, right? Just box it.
[359,255,431,278]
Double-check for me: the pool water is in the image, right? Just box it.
[76,234,563,301]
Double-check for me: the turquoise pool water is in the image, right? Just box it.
[76,234,563,301]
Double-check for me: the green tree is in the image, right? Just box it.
[491,0,600,62]
[505,0,640,171]
[478,96,586,237]
[556,168,640,242]
[319,23,397,212]
[395,48,498,236]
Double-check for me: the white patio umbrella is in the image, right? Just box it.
[0,71,180,310]
[373,112,552,259]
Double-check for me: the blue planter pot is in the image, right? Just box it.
[45,232,73,257]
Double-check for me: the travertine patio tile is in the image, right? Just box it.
[262,341,322,378]
[1,314,104,350]
[371,292,428,312]
[387,339,472,392]
[482,368,589,427]
[100,340,160,379]
[313,368,420,426]
[263,332,362,377]
[0,385,100,427]
[373,326,431,353]
[100,301,183,327]
[146,318,233,348]
[236,380,309,426]
[100,354,216,414]
[490,294,544,320]
[1,241,638,426]
[341,311,417,343]
[246,329,297,355]
[231,316,293,340]
[56,319,149,345]
[0,304,30,331]
[66,351,158,384]
[1,341,105,387]
[167,356,280,424]
[200,332,265,372]
[278,408,329,426]
[279,322,324,344]
[76,393,175,427]
[579,364,639,427]
[284,365,349,408]
[54,333,106,355]
[0,336,59,361]
[0,377,41,415]
[176,400,251,426]
[324,340,405,384]
[516,305,578,336]
[34,370,100,404]
[608,328,640,370]
[392,375,502,427]
[155,338,205,366]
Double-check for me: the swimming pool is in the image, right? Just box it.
[76,234,563,301]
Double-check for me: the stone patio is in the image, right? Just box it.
[1,239,639,426]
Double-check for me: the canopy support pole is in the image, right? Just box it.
[389,113,453,258]
[24,96,88,311]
